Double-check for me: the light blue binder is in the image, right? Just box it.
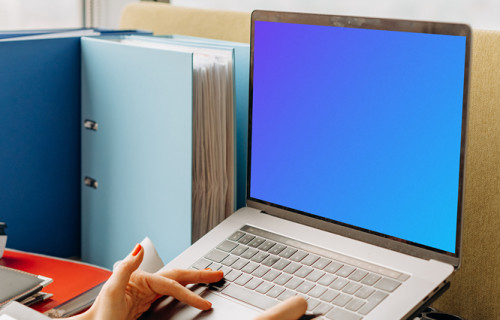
[81,35,249,269]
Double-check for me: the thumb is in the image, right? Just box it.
[106,243,144,293]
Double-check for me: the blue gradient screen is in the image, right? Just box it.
[250,21,466,253]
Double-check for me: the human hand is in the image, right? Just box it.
[69,244,223,320]
[254,296,309,320]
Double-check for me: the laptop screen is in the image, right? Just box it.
[248,12,470,259]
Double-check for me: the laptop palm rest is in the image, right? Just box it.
[140,286,259,320]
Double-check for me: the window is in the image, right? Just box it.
[0,0,83,30]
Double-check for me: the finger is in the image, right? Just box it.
[158,269,224,285]
[147,274,213,310]
[255,296,307,320]
[105,243,144,294]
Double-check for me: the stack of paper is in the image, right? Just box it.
[192,51,235,241]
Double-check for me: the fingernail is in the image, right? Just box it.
[203,267,212,271]
[132,243,142,256]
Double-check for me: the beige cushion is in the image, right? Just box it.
[120,2,251,43]
[432,29,500,320]
[120,4,500,318]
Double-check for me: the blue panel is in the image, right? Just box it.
[250,21,466,253]
[81,37,193,268]
[0,37,81,257]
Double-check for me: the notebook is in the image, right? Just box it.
[143,10,471,320]
[0,266,52,307]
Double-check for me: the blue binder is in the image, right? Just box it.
[80,35,249,269]
[0,30,148,258]
[0,32,249,267]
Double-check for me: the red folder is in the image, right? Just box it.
[0,249,111,313]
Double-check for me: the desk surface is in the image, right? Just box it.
[0,249,111,313]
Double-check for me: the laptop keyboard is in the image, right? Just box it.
[190,225,409,320]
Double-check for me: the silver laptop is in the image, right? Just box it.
[144,11,471,320]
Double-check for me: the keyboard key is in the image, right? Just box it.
[296,281,315,294]
[326,307,362,320]
[262,269,281,282]
[231,244,248,256]
[234,273,252,286]
[358,290,388,315]
[345,297,366,312]
[272,258,291,270]
[241,248,259,259]
[266,285,285,298]
[361,273,381,286]
[242,261,260,274]
[343,282,362,295]
[354,285,375,299]
[209,262,222,270]
[262,255,280,267]
[268,243,287,255]
[258,240,276,251]
[191,258,211,270]
[247,237,266,248]
[317,273,337,286]
[301,254,320,266]
[307,298,321,311]
[277,289,296,301]
[306,270,325,282]
[274,273,293,286]
[374,277,402,292]
[312,257,331,270]
[289,250,308,262]
[228,231,245,242]
[238,234,255,244]
[313,302,333,315]
[231,258,249,270]
[255,281,274,294]
[283,262,302,274]
[330,277,349,290]
[220,266,232,276]
[245,278,263,290]
[308,285,327,298]
[252,265,271,278]
[221,254,239,266]
[332,293,352,307]
[284,277,304,290]
[349,269,368,282]
[222,283,279,310]
[217,240,239,252]
[336,265,356,278]
[225,270,242,282]
[205,249,228,263]
[295,266,313,278]
[324,261,343,274]
[319,289,339,303]
[209,278,227,290]
[278,247,298,258]
[251,252,269,263]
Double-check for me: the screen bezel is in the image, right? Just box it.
[247,10,471,268]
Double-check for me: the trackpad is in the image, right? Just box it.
[140,286,260,320]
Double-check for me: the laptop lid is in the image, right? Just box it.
[247,11,471,268]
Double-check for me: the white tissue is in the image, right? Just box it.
[113,237,164,273]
